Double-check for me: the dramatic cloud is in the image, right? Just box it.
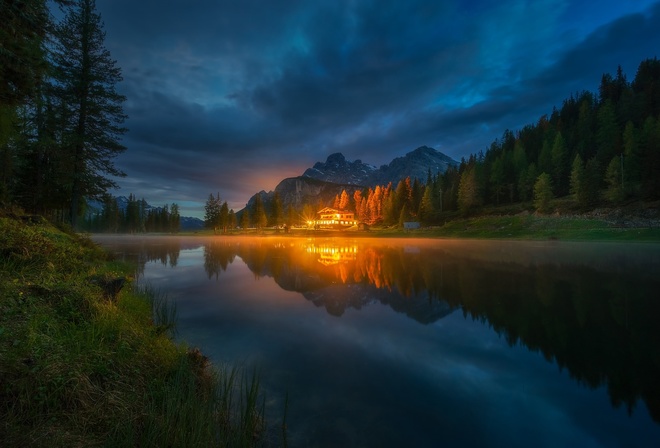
[90,0,660,216]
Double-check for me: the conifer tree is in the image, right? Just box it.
[0,0,50,106]
[570,155,585,205]
[533,173,553,213]
[490,157,505,204]
[204,193,221,231]
[286,204,296,227]
[596,100,620,167]
[622,121,641,189]
[353,190,363,219]
[339,189,350,210]
[51,0,127,227]
[252,194,267,231]
[605,157,624,202]
[418,184,435,225]
[551,133,568,196]
[219,201,229,233]
[170,203,180,233]
[229,209,237,230]
[240,209,250,232]
[458,167,479,214]
[398,204,411,228]
[271,191,283,227]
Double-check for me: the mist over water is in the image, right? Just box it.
[94,235,660,447]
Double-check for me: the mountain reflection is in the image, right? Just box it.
[95,236,660,424]
[201,239,660,424]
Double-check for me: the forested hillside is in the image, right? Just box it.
[438,59,660,216]
[336,59,660,227]
[237,59,659,229]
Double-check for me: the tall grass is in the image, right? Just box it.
[134,282,178,337]
[107,356,267,447]
[0,216,281,447]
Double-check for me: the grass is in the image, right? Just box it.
[0,215,277,447]
[180,213,660,242]
[177,198,659,242]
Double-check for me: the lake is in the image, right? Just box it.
[93,235,660,448]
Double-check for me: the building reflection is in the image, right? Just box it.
[96,236,660,425]
[306,243,358,266]
[200,239,660,425]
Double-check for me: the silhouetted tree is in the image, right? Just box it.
[51,0,127,227]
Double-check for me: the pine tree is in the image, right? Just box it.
[228,209,237,230]
[101,194,119,232]
[570,155,585,205]
[170,203,180,233]
[490,157,505,204]
[353,190,363,219]
[252,194,267,231]
[518,163,537,202]
[398,204,411,228]
[537,140,553,175]
[458,167,479,214]
[219,201,229,233]
[583,158,602,205]
[51,0,127,227]
[0,0,50,107]
[204,193,220,231]
[605,157,624,202]
[125,193,140,233]
[240,209,250,231]
[551,132,568,196]
[332,194,340,209]
[271,191,283,227]
[0,105,18,204]
[640,116,660,198]
[418,184,435,225]
[622,121,641,189]
[285,204,296,227]
[339,189,350,210]
[596,100,620,167]
[533,173,553,213]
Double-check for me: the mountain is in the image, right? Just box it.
[302,146,458,186]
[369,145,458,185]
[242,145,458,213]
[178,216,205,231]
[302,153,376,185]
[243,178,363,214]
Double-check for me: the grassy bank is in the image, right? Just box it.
[0,215,273,447]
[184,213,660,242]
[372,213,660,241]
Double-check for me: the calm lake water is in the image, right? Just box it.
[93,235,660,448]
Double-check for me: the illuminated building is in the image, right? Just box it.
[311,207,357,229]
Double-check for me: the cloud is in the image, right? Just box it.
[91,0,660,216]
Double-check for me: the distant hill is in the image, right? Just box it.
[242,145,458,213]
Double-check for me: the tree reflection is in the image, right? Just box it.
[100,236,660,424]
[204,239,660,424]
[203,241,237,279]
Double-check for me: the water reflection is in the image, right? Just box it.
[94,235,660,427]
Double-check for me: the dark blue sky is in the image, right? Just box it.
[91,0,660,217]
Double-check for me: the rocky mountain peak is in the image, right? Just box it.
[303,152,376,185]
[242,145,459,214]
[325,152,346,166]
[302,146,458,187]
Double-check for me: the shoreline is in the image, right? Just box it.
[92,213,660,242]
[0,215,272,446]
